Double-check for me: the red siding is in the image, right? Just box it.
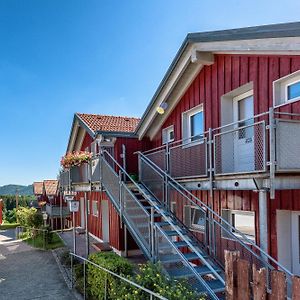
[147,53,300,261]
[74,191,137,251]
[151,54,300,147]
[0,201,3,224]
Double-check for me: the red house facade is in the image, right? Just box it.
[0,199,3,224]
[59,22,300,297]
[136,22,300,278]
[60,113,148,255]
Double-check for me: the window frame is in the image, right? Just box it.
[92,200,99,217]
[182,104,204,145]
[286,79,300,102]
[87,199,90,214]
[162,125,175,144]
[221,209,256,242]
[184,205,206,233]
[273,70,300,107]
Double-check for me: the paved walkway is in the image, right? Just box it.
[0,229,74,300]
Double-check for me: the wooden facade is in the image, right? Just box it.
[144,54,300,264]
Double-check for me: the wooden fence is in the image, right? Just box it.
[225,250,300,299]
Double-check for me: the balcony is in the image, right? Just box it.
[46,204,70,217]
[141,108,300,197]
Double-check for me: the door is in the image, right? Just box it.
[80,198,85,228]
[233,91,254,172]
[101,200,110,243]
[292,212,300,275]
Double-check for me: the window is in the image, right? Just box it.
[273,70,300,106]
[222,209,255,241]
[287,80,300,101]
[92,201,98,217]
[184,205,206,232]
[162,125,174,144]
[182,105,204,143]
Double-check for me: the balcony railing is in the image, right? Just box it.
[142,108,300,198]
[46,204,70,217]
[59,157,101,190]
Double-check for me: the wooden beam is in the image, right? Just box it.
[292,276,300,300]
[237,259,250,300]
[225,250,240,300]
[270,270,287,300]
[252,265,267,300]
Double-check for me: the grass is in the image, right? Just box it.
[21,230,64,250]
[0,223,19,230]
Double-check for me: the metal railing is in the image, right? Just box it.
[99,149,153,258]
[142,107,300,199]
[15,226,49,250]
[138,151,294,287]
[70,252,168,300]
[100,150,224,298]
[46,204,70,217]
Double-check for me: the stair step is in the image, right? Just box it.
[160,252,203,263]
[168,265,222,279]
[155,221,170,227]
[195,279,225,294]
[164,229,187,236]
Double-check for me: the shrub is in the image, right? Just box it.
[115,262,205,300]
[16,207,43,228]
[87,252,133,299]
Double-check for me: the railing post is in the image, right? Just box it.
[138,152,142,183]
[71,253,74,288]
[99,149,103,191]
[83,259,86,300]
[119,170,123,229]
[165,143,169,209]
[150,207,155,262]
[208,128,214,197]
[268,107,276,199]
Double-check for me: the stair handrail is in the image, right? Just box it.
[155,224,221,300]
[137,151,293,279]
[101,149,226,287]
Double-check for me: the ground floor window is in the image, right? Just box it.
[184,205,206,232]
[222,209,255,241]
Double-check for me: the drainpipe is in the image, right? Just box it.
[259,190,269,260]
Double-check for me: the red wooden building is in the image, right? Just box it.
[61,113,148,255]
[33,180,69,230]
[59,22,300,297]
[136,22,300,277]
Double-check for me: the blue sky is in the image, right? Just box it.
[0,0,299,186]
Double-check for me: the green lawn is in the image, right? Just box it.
[0,223,19,230]
[21,230,64,250]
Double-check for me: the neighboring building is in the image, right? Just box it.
[60,113,148,255]
[33,182,44,209]
[59,22,300,298]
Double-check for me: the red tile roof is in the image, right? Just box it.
[33,182,43,195]
[43,180,58,196]
[77,113,140,133]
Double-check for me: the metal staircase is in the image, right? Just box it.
[99,150,225,299]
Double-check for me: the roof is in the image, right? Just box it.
[33,182,43,195]
[77,113,140,134]
[43,180,58,196]
[135,21,300,138]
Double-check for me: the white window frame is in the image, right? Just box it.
[184,205,206,233]
[92,200,98,217]
[87,199,90,214]
[182,104,204,145]
[162,125,174,144]
[221,209,255,242]
[273,70,300,107]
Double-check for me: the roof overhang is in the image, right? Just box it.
[136,22,300,140]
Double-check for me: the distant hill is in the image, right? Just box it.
[0,184,33,196]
